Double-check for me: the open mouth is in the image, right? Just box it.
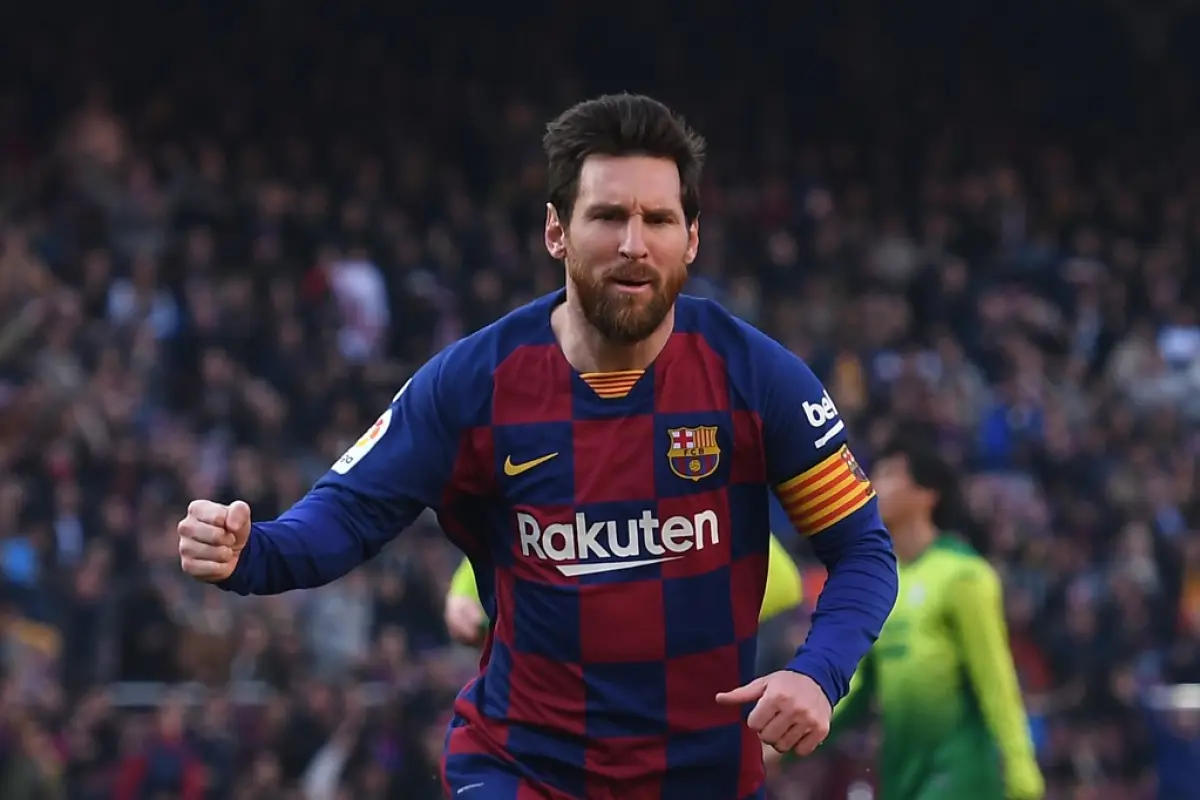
[609,276,655,291]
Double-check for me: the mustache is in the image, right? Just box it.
[603,263,661,284]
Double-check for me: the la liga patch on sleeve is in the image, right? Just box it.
[332,408,393,474]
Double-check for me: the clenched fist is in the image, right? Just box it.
[178,499,252,583]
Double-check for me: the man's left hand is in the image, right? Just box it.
[716,670,831,756]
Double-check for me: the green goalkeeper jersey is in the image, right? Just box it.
[828,536,1043,800]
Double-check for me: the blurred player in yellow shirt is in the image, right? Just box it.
[768,439,1043,800]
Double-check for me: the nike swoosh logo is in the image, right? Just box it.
[504,452,559,476]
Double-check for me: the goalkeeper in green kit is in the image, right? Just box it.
[767,439,1044,800]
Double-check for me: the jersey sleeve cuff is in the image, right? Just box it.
[214,525,260,595]
[785,649,840,708]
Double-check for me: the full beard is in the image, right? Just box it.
[567,256,687,345]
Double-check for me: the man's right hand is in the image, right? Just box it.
[178,499,252,583]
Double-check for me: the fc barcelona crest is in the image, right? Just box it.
[840,446,868,483]
[667,426,721,481]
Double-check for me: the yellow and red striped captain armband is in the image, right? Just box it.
[776,445,876,536]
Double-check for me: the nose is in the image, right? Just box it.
[618,218,649,261]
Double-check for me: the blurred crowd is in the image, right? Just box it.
[2,1,1200,798]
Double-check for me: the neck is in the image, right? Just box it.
[552,290,675,373]
[891,517,940,564]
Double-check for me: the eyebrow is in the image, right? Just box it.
[586,203,681,220]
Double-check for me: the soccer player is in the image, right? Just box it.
[177,93,899,799]
[768,439,1044,799]
[445,533,805,646]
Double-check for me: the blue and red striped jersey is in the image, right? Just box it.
[218,291,897,799]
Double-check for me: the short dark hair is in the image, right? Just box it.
[878,437,962,530]
[542,93,707,226]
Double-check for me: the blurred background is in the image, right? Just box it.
[2,0,1200,798]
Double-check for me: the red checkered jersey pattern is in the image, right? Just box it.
[433,292,856,799]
